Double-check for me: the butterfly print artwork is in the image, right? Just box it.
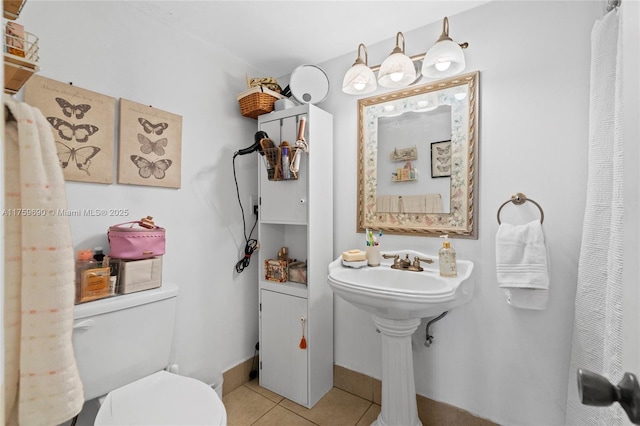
[24,75,116,184]
[46,117,99,143]
[56,142,101,175]
[437,156,450,164]
[436,145,451,155]
[437,164,451,173]
[138,118,169,135]
[137,133,167,156]
[130,155,172,179]
[55,97,92,119]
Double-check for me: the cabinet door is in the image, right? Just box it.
[260,289,308,405]
[259,115,308,224]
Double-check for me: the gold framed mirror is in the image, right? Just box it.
[357,71,479,238]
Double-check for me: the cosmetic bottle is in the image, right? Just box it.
[438,235,457,277]
[282,147,291,180]
[93,247,105,263]
[75,249,97,303]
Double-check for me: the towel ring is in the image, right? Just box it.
[496,192,544,224]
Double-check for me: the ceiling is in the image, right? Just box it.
[130,1,491,77]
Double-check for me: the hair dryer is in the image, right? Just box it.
[235,131,269,157]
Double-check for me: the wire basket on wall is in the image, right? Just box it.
[263,147,299,181]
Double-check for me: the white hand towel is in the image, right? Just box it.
[496,220,550,310]
[4,96,84,425]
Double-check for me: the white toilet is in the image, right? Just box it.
[72,282,226,425]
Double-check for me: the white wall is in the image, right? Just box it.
[18,1,263,385]
[318,2,602,425]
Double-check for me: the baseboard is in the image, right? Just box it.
[222,357,255,397]
[222,360,495,425]
[333,365,496,425]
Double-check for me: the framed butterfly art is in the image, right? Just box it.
[118,98,182,188]
[430,140,452,178]
[24,75,116,184]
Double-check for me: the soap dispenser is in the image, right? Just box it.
[439,235,457,277]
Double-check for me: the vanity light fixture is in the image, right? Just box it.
[377,32,417,88]
[421,17,468,79]
[342,43,377,94]
[341,17,469,95]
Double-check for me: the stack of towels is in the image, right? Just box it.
[495,220,550,310]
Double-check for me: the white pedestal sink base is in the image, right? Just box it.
[372,316,422,426]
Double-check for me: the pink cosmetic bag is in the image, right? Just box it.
[108,220,165,260]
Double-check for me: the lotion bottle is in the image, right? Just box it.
[439,235,457,277]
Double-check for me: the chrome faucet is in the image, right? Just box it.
[382,253,433,272]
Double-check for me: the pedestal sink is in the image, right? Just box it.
[327,250,475,426]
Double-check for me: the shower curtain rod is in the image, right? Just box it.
[607,0,620,12]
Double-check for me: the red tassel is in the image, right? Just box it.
[299,317,307,349]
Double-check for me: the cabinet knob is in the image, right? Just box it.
[299,198,306,205]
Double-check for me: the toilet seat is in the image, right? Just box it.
[94,370,227,425]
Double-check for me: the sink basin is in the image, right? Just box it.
[328,249,475,320]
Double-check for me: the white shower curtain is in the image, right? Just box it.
[565,7,624,426]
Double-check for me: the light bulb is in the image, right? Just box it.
[353,82,366,91]
[435,61,451,71]
[390,72,404,82]
[454,92,467,100]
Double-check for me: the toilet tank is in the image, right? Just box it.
[72,282,179,401]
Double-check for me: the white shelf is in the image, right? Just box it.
[257,104,333,409]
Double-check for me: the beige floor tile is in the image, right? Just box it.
[223,385,276,426]
[253,405,317,426]
[356,404,380,426]
[244,379,284,403]
[280,388,371,426]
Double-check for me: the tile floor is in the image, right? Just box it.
[223,379,381,426]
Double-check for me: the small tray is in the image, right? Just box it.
[342,259,368,269]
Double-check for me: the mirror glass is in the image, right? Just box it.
[357,71,479,238]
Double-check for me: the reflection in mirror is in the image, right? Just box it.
[357,71,478,238]
[377,105,452,213]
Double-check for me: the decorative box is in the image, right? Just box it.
[288,261,307,285]
[264,259,288,283]
[118,256,163,294]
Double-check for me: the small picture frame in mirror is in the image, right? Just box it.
[430,140,452,178]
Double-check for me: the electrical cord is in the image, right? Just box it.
[233,152,259,273]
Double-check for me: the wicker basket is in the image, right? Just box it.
[236,86,283,119]
[263,146,299,181]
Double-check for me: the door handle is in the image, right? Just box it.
[578,368,640,424]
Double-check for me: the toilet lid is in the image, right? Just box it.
[95,370,226,425]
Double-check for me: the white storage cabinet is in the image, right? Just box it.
[257,104,333,408]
